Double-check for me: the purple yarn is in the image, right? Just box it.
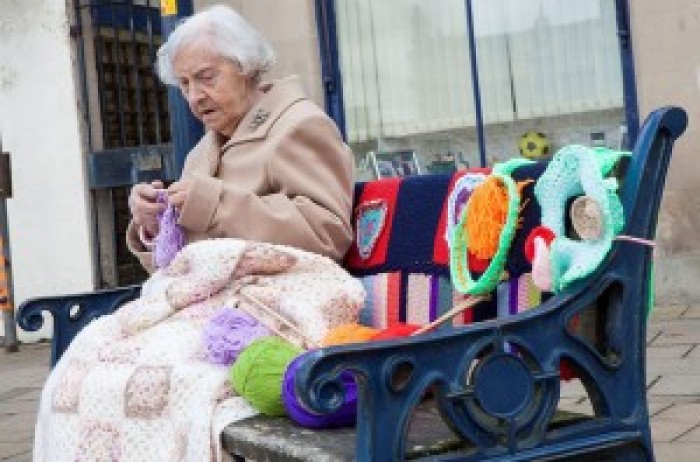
[154,191,185,268]
[282,353,357,428]
[202,307,271,366]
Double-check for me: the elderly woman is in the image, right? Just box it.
[33,6,365,462]
[127,5,353,271]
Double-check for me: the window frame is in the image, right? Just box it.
[315,0,640,165]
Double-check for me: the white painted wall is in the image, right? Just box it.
[0,0,95,340]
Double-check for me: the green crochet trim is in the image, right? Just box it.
[451,172,520,295]
[592,147,631,176]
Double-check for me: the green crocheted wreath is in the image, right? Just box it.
[450,159,531,295]
[534,146,629,292]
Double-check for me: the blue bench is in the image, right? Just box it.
[19,106,687,461]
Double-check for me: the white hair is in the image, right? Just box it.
[156,5,276,86]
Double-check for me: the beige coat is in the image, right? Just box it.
[127,76,354,272]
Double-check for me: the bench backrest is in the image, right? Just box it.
[343,163,553,330]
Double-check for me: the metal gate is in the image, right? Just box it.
[73,0,175,287]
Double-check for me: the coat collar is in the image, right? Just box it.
[220,75,307,150]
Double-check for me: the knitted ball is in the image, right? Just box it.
[230,337,302,416]
[202,307,271,366]
[371,323,421,341]
[322,323,380,347]
[282,353,357,428]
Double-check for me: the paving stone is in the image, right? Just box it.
[559,380,588,399]
[652,320,700,346]
[0,399,39,417]
[647,328,662,345]
[677,425,700,443]
[653,442,700,461]
[685,345,700,360]
[557,397,594,415]
[647,400,674,417]
[649,305,687,322]
[0,442,26,461]
[682,305,700,320]
[647,357,700,376]
[650,416,692,442]
[649,375,700,397]
[646,345,690,359]
[655,403,700,423]
[2,451,31,462]
[648,395,700,410]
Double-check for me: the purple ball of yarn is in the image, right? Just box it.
[202,308,271,366]
[282,353,357,428]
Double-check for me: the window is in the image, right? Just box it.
[333,0,628,175]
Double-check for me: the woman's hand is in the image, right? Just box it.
[167,179,192,211]
[129,180,165,236]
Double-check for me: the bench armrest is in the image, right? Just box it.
[294,270,644,460]
[17,285,141,366]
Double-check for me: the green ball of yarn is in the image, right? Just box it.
[230,336,302,416]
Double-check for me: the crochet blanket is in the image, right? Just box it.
[33,239,365,462]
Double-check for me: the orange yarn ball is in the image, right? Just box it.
[322,323,380,347]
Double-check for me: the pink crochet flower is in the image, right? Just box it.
[202,307,271,366]
[154,191,185,269]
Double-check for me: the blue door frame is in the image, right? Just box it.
[160,0,204,177]
[314,0,641,165]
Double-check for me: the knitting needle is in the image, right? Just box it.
[236,291,320,349]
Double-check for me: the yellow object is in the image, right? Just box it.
[518,131,550,159]
[160,0,178,16]
[322,323,379,347]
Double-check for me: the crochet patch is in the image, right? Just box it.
[355,199,388,260]
[344,178,401,270]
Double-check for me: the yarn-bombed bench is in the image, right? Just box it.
[19,107,687,461]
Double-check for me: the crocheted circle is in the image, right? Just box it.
[450,172,520,295]
[534,146,626,292]
[570,196,603,240]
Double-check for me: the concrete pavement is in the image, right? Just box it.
[2,305,700,461]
